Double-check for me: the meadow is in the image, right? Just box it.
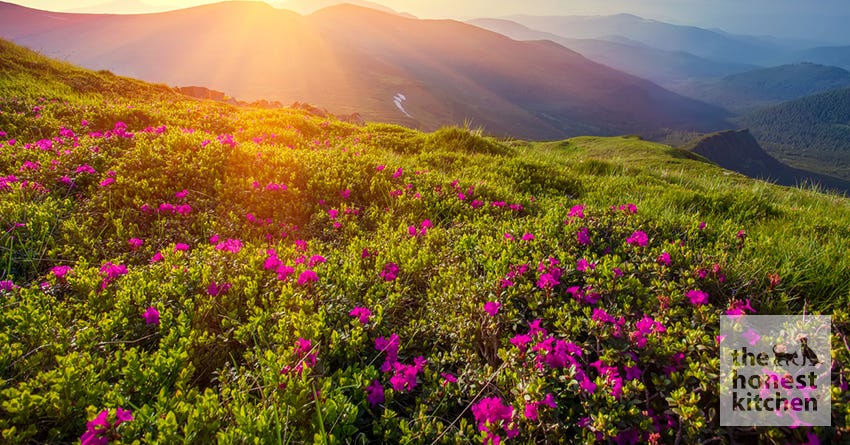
[1,39,849,444]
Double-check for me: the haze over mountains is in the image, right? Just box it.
[0,0,727,139]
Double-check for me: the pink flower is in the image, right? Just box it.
[568,205,585,219]
[51,265,72,280]
[328,209,339,219]
[380,262,399,282]
[175,189,188,199]
[504,233,515,242]
[698,221,706,230]
[576,227,591,245]
[99,177,114,187]
[365,380,384,406]
[215,238,243,253]
[375,333,401,372]
[127,238,144,250]
[142,306,160,325]
[389,357,426,392]
[471,397,518,443]
[150,251,163,263]
[282,338,317,376]
[349,306,372,325]
[340,189,351,200]
[174,243,190,252]
[613,267,623,278]
[0,280,17,291]
[510,334,532,352]
[441,372,457,385]
[524,393,557,421]
[297,269,319,286]
[483,301,501,317]
[626,230,648,246]
[392,167,403,179]
[376,165,386,171]
[99,262,128,288]
[656,252,671,266]
[537,273,559,289]
[619,203,638,214]
[685,289,709,306]
[521,232,535,241]
[295,239,308,251]
[207,281,232,296]
[576,258,595,273]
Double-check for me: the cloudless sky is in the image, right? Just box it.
[10,0,850,43]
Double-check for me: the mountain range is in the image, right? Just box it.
[0,0,727,139]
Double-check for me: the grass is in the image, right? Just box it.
[0,39,848,444]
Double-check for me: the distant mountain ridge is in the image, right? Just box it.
[673,63,850,111]
[0,1,727,140]
[468,18,756,86]
[503,13,787,66]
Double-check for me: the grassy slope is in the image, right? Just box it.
[1,39,849,443]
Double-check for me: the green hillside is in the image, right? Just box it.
[1,39,848,444]
[738,87,850,180]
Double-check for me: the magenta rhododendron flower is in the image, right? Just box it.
[375,333,400,372]
[174,243,190,252]
[127,238,144,250]
[510,334,532,352]
[576,227,591,245]
[686,289,709,306]
[576,258,595,272]
[657,252,671,266]
[380,262,399,281]
[142,306,160,325]
[365,380,384,406]
[207,281,232,296]
[521,232,534,241]
[282,338,318,376]
[613,267,623,278]
[150,251,163,263]
[392,167,403,178]
[0,280,16,291]
[349,306,372,325]
[51,265,72,280]
[471,397,518,444]
[483,301,501,317]
[175,189,188,199]
[441,372,457,385]
[698,221,707,230]
[99,177,114,187]
[568,204,585,219]
[80,408,132,445]
[726,298,755,316]
[626,230,648,246]
[524,393,557,421]
[389,357,426,392]
[215,239,243,253]
[99,262,128,288]
[297,269,319,286]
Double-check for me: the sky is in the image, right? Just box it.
[10,0,850,44]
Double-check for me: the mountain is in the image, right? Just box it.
[468,18,756,86]
[673,63,850,112]
[793,46,850,71]
[683,129,850,193]
[737,87,850,180]
[0,1,727,140]
[504,13,787,66]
